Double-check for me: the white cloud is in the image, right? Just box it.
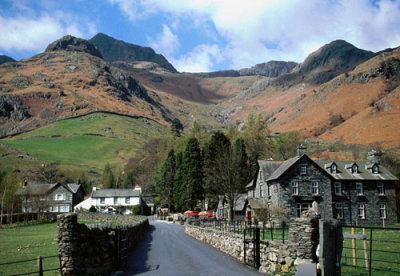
[148,25,179,55]
[170,44,222,72]
[125,0,400,70]
[0,13,96,53]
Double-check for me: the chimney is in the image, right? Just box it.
[297,144,307,157]
[22,179,28,188]
[77,179,81,184]
[92,186,97,192]
[367,150,380,164]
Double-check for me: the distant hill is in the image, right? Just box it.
[239,61,297,77]
[273,40,375,85]
[0,55,15,65]
[90,33,177,73]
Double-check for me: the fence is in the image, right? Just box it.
[340,225,400,276]
[0,255,61,276]
[194,219,289,242]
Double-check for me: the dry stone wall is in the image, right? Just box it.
[58,213,149,275]
[185,212,320,274]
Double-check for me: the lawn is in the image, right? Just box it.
[0,222,59,276]
[341,225,400,276]
[0,112,168,172]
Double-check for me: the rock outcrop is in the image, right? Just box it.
[45,35,103,59]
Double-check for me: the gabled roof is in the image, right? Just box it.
[92,189,141,197]
[15,182,82,196]
[267,155,302,182]
[314,160,397,181]
[258,160,284,180]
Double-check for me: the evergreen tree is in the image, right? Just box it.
[102,163,115,188]
[158,149,176,212]
[171,118,184,137]
[173,152,184,211]
[182,138,203,210]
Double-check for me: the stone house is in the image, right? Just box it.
[216,193,247,220]
[259,147,398,225]
[15,181,85,213]
[75,186,142,215]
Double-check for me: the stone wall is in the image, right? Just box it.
[185,212,320,275]
[58,213,149,275]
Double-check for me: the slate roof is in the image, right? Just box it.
[217,193,248,211]
[267,156,301,182]
[258,160,284,180]
[248,198,268,209]
[92,189,141,197]
[142,196,155,206]
[314,160,398,181]
[15,182,82,196]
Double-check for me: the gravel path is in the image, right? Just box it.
[126,219,266,276]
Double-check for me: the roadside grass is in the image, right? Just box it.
[0,112,168,172]
[341,225,400,276]
[0,222,58,276]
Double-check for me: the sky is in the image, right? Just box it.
[0,0,400,72]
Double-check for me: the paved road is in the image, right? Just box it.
[126,219,265,276]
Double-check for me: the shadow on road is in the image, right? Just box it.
[126,225,159,274]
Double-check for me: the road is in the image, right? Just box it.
[126,219,266,276]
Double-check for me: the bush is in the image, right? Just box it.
[131,206,141,215]
[89,205,97,212]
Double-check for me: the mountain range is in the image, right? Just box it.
[0,33,399,153]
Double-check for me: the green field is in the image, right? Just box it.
[341,226,400,276]
[0,222,59,276]
[0,112,168,173]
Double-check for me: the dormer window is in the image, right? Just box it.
[372,164,379,174]
[331,164,337,174]
[351,164,358,174]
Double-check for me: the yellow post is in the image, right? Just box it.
[363,228,369,270]
[352,227,357,266]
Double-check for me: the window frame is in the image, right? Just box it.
[379,203,386,219]
[334,182,342,195]
[377,182,385,195]
[296,203,312,218]
[312,181,319,195]
[372,165,379,174]
[331,164,337,174]
[55,193,64,201]
[113,197,118,205]
[125,197,130,204]
[100,197,105,204]
[291,181,299,195]
[356,182,364,195]
[300,165,307,175]
[351,164,358,174]
[335,203,344,219]
[358,204,365,219]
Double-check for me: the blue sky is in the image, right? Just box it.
[1,0,400,72]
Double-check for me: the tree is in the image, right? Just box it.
[0,172,19,225]
[203,133,252,221]
[36,162,61,183]
[171,118,184,137]
[173,152,185,212]
[157,149,176,212]
[102,163,115,188]
[182,138,204,210]
[241,114,271,158]
[274,131,304,160]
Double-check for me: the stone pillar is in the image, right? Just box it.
[57,213,80,276]
[288,211,320,262]
[319,219,342,276]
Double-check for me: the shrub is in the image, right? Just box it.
[131,206,141,215]
[89,205,97,212]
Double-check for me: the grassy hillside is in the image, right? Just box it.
[0,112,169,173]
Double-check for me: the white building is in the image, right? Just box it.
[75,186,142,215]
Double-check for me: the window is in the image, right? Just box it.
[377,182,384,195]
[114,197,118,204]
[335,203,344,219]
[296,203,312,217]
[100,197,105,204]
[331,164,337,174]
[379,204,386,219]
[372,165,379,174]
[40,195,45,201]
[273,184,278,193]
[356,182,363,195]
[291,181,299,195]
[358,204,365,219]
[312,181,319,195]
[351,164,358,174]
[50,206,58,212]
[125,197,130,204]
[300,165,307,175]
[55,193,64,201]
[335,182,342,195]
[60,206,69,212]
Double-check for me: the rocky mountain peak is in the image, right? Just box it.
[0,55,16,65]
[45,35,103,59]
[239,61,297,77]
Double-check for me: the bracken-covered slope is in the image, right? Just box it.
[0,35,171,137]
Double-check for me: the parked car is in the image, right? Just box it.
[185,210,199,217]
